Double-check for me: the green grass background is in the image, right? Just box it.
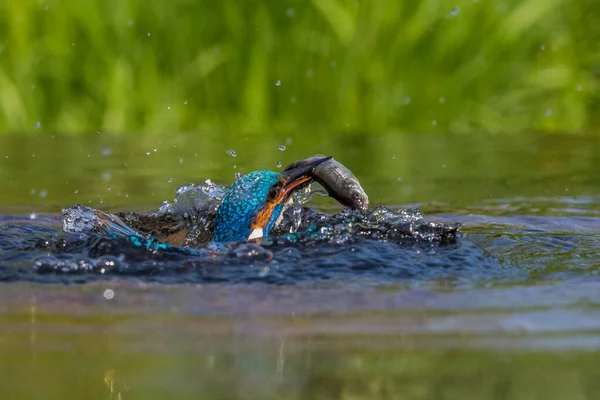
[1,0,599,136]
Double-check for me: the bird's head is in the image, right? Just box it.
[213,156,331,242]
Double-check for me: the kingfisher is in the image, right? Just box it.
[66,156,343,253]
[212,156,331,242]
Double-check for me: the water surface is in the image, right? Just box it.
[1,132,600,399]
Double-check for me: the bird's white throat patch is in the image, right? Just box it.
[248,227,264,240]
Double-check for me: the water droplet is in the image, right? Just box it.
[432,120,437,126]
[226,149,237,158]
[330,61,337,68]
[125,194,129,198]
[5,155,8,159]
[275,80,281,86]
[146,151,151,155]
[392,154,396,159]
[178,157,184,164]
[540,45,546,51]
[286,7,295,17]
[290,97,296,103]
[276,161,282,168]
[43,5,49,10]
[403,97,411,105]
[545,109,552,117]
[30,189,36,195]
[167,106,171,110]
[106,186,111,191]
[103,289,114,300]
[29,213,37,220]
[439,97,445,103]
[102,172,112,181]
[445,6,459,18]
[286,137,292,145]
[153,148,158,152]
[233,164,237,169]
[184,100,188,105]
[101,147,112,156]
[397,177,403,181]
[442,164,447,169]
[74,189,79,194]
[168,177,173,183]
[278,144,286,151]
[234,172,242,180]
[577,85,582,92]
[35,121,41,129]
[147,32,151,36]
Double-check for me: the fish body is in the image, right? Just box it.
[283,155,369,210]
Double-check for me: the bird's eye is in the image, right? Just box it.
[268,187,278,200]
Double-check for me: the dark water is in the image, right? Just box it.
[2,132,600,399]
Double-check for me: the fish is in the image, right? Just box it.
[282,154,369,210]
[62,155,370,250]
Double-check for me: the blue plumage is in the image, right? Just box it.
[94,156,331,248]
[214,170,284,242]
[96,209,209,255]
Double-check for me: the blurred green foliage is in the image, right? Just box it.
[0,0,599,135]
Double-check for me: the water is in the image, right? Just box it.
[1,132,600,399]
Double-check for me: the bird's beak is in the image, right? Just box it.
[279,155,332,198]
[247,155,333,241]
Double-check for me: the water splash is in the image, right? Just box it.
[6,176,478,285]
[157,180,227,215]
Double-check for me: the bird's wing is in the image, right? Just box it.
[95,210,145,238]
[94,209,214,256]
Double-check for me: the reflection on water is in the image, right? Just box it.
[1,132,600,210]
[2,282,600,399]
